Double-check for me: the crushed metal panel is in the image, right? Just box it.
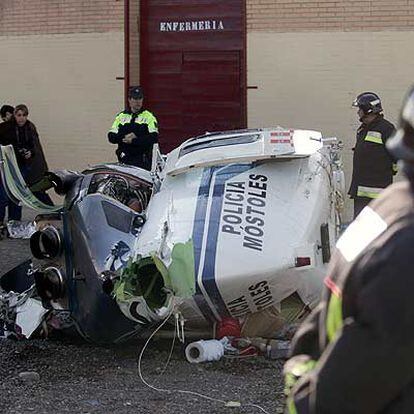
[15,298,48,338]
[0,145,63,213]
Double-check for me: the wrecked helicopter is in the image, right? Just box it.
[0,127,345,343]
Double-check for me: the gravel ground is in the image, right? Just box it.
[0,212,286,414]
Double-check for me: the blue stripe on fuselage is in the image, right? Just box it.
[192,167,217,322]
[193,164,252,321]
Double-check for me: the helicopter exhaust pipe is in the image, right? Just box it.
[34,267,66,301]
[30,226,62,260]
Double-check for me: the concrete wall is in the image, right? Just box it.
[0,32,124,171]
[247,31,414,219]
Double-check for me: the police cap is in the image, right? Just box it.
[128,86,144,100]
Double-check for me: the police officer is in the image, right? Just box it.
[108,86,158,170]
[349,92,396,218]
[284,86,414,413]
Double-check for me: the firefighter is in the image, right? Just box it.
[108,86,158,170]
[284,86,414,413]
[349,92,396,218]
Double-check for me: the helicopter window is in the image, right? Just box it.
[88,173,151,213]
[179,134,261,157]
[101,200,133,233]
[184,128,261,143]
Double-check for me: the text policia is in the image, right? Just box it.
[221,173,268,252]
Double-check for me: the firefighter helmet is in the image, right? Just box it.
[352,92,383,115]
[387,86,414,164]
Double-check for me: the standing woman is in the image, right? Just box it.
[0,104,53,206]
[0,105,21,230]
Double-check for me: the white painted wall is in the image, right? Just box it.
[247,31,414,220]
[0,32,124,171]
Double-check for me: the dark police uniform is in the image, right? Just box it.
[108,108,158,170]
[285,180,414,413]
[349,115,396,217]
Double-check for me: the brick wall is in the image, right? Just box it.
[7,1,413,38]
[0,0,123,36]
[247,0,414,31]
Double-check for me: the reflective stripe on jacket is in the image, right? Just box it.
[356,185,384,199]
[109,110,158,134]
[285,277,343,414]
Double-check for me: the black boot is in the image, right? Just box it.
[0,222,8,239]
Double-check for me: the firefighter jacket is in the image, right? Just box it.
[285,180,414,414]
[108,108,158,170]
[348,115,396,200]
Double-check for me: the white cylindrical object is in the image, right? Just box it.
[185,339,225,363]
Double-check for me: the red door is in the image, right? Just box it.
[140,1,246,153]
[182,51,242,138]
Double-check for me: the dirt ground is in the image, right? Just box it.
[0,214,286,414]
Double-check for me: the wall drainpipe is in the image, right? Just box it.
[124,0,130,107]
